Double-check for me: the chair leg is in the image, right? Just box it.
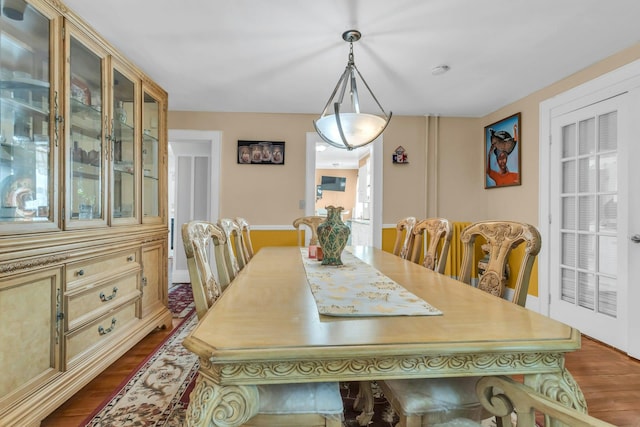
[354,381,375,426]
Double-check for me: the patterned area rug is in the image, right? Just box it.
[82,284,198,426]
[83,283,496,427]
[168,283,195,318]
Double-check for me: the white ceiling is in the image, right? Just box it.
[62,0,640,167]
[63,0,640,117]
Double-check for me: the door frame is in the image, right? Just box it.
[168,129,221,283]
[539,59,640,357]
[548,96,629,350]
[305,132,383,249]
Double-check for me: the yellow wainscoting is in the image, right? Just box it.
[250,229,300,253]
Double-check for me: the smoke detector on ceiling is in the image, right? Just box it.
[431,65,450,76]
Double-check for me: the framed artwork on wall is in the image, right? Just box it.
[485,112,521,188]
[237,140,285,165]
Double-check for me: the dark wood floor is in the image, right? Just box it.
[41,330,640,426]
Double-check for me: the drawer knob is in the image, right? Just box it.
[77,269,85,276]
[127,255,134,262]
[99,287,118,302]
[98,318,117,335]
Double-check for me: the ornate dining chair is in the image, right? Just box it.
[293,215,325,246]
[392,216,417,260]
[410,217,452,273]
[459,220,542,306]
[380,220,542,427]
[478,376,613,427]
[181,220,228,319]
[218,217,246,271]
[181,222,344,426]
[234,216,255,262]
[425,376,613,427]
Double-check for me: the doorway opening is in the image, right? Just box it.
[167,130,221,285]
[305,132,383,248]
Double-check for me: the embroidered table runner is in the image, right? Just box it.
[300,248,442,317]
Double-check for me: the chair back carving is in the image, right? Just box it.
[459,221,541,306]
[392,216,417,260]
[410,218,452,274]
[293,216,325,246]
[476,376,614,426]
[217,218,244,274]
[234,217,254,262]
[181,221,227,319]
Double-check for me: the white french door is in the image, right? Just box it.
[541,60,640,359]
[548,91,640,353]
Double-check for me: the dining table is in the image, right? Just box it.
[182,245,586,427]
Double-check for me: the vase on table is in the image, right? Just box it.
[317,205,350,266]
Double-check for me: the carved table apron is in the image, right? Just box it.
[182,246,584,427]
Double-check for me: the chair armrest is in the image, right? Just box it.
[476,376,614,427]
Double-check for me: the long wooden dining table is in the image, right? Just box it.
[182,246,586,427]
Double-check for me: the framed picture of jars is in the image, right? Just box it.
[237,140,285,165]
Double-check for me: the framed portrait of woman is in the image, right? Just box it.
[484,113,521,188]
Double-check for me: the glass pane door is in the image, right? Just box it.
[559,111,618,316]
[68,35,104,225]
[112,67,136,222]
[142,90,160,220]
[549,94,627,350]
[0,0,53,226]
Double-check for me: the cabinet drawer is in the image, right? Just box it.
[65,301,139,367]
[66,250,139,290]
[66,273,140,331]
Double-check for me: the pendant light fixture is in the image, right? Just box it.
[313,30,392,151]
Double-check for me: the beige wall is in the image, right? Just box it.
[379,116,428,223]
[168,42,640,228]
[168,112,312,225]
[167,111,441,225]
[425,116,486,223]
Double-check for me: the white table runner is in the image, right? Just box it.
[300,248,442,317]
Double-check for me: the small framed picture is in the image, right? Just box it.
[485,113,521,188]
[237,140,285,165]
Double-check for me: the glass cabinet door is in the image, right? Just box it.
[0,0,55,228]
[66,29,107,227]
[142,88,163,222]
[111,66,137,223]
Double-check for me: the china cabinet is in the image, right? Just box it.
[0,1,171,425]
